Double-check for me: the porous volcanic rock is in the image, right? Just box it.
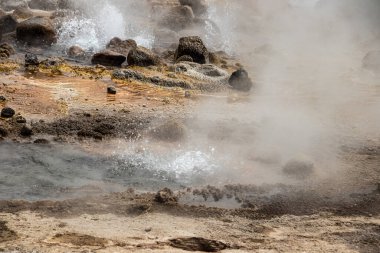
[91,50,126,67]
[16,16,57,46]
[175,36,209,64]
[228,69,254,92]
[0,15,18,34]
[106,37,137,56]
[127,46,160,67]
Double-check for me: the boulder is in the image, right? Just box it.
[67,45,85,58]
[159,5,195,32]
[362,50,380,72]
[0,0,28,11]
[228,69,254,92]
[16,16,57,46]
[25,53,39,67]
[151,120,186,142]
[127,46,160,67]
[0,43,15,58]
[155,188,178,204]
[1,107,15,118]
[91,50,126,67]
[175,36,209,64]
[176,55,193,63]
[0,15,18,34]
[28,0,59,11]
[20,125,33,137]
[106,37,136,56]
[107,86,116,95]
[179,0,208,16]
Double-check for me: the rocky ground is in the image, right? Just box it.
[0,0,379,252]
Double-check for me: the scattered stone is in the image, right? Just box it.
[185,91,191,98]
[0,14,18,34]
[91,50,126,67]
[0,127,8,137]
[0,43,15,58]
[0,96,6,102]
[106,37,137,56]
[16,16,57,46]
[362,50,380,72]
[176,55,193,63]
[67,45,85,58]
[1,107,15,118]
[127,46,160,67]
[282,159,315,179]
[0,220,18,243]
[144,227,152,232]
[24,53,39,67]
[179,0,208,16]
[175,36,209,64]
[155,188,178,204]
[169,237,228,252]
[228,69,254,92]
[112,69,144,81]
[15,115,26,123]
[151,120,186,142]
[107,86,116,95]
[20,125,33,137]
[34,138,50,144]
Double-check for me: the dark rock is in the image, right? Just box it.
[112,69,145,81]
[15,115,26,123]
[0,95,6,102]
[0,126,8,137]
[0,15,18,34]
[176,55,193,63]
[34,138,50,144]
[67,45,85,58]
[77,130,103,140]
[93,123,115,135]
[107,86,116,95]
[20,125,33,137]
[151,120,186,142]
[179,0,208,16]
[28,0,59,11]
[106,37,137,56]
[175,36,209,64]
[91,50,126,67]
[155,188,178,204]
[16,17,57,46]
[1,107,15,118]
[169,237,228,252]
[158,6,194,32]
[127,46,160,67]
[282,159,315,179]
[362,50,380,72]
[25,53,39,67]
[228,69,254,92]
[0,43,15,58]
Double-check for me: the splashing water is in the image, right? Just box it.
[57,0,154,52]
